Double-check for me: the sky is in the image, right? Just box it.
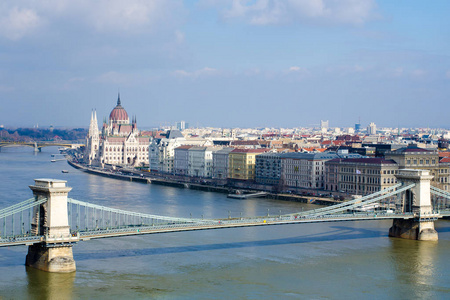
[0,0,449,129]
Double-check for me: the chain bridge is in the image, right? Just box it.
[0,169,449,272]
[0,141,83,152]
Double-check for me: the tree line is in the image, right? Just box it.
[0,128,87,142]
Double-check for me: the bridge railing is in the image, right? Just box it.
[67,198,219,233]
[0,198,46,239]
[308,183,415,217]
[430,186,450,210]
[75,210,420,239]
[285,183,405,218]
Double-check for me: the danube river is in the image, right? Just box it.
[0,147,449,299]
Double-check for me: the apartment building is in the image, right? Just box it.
[325,158,399,195]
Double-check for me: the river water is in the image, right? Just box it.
[0,147,449,299]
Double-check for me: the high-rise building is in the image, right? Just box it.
[367,122,377,135]
[176,121,189,131]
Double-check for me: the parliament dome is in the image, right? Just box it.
[109,94,129,123]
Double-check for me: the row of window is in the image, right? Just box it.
[105,146,149,152]
[406,159,436,165]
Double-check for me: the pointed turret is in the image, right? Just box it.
[117,92,121,106]
[88,109,99,138]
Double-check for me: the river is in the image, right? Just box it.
[0,147,449,299]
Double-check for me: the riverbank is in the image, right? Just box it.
[67,159,341,206]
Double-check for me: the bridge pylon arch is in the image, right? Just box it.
[389,169,438,241]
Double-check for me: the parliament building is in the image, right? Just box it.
[85,94,150,167]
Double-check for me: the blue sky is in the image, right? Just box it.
[0,0,449,129]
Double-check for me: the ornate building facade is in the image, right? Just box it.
[85,94,150,166]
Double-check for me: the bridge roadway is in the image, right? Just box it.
[3,210,448,248]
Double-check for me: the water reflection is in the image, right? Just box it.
[26,267,75,300]
[390,238,438,299]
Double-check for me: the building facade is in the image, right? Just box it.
[85,94,150,167]
[174,145,192,176]
[384,144,448,190]
[228,149,268,180]
[187,147,220,177]
[325,158,399,195]
[212,148,235,179]
[149,131,212,174]
[255,153,283,185]
[149,130,186,173]
[281,152,341,189]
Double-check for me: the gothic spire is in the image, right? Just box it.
[117,92,121,106]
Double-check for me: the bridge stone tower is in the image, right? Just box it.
[389,170,438,241]
[26,179,77,272]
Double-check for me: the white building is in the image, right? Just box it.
[85,94,150,167]
[149,131,211,173]
[149,130,185,173]
[188,147,221,177]
[367,122,377,135]
[174,145,192,176]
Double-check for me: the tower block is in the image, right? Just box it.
[26,179,78,272]
[389,170,438,241]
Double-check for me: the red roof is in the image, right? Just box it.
[109,96,129,122]
[439,151,450,157]
[118,125,132,134]
[393,145,433,153]
[440,157,450,163]
[106,137,126,142]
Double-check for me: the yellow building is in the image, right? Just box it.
[228,149,268,180]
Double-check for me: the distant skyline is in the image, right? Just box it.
[1,1,449,129]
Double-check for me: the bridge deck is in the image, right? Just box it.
[0,212,427,247]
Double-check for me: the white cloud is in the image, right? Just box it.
[287,66,310,79]
[221,0,377,26]
[84,0,162,33]
[0,1,183,38]
[174,67,219,79]
[0,6,43,40]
